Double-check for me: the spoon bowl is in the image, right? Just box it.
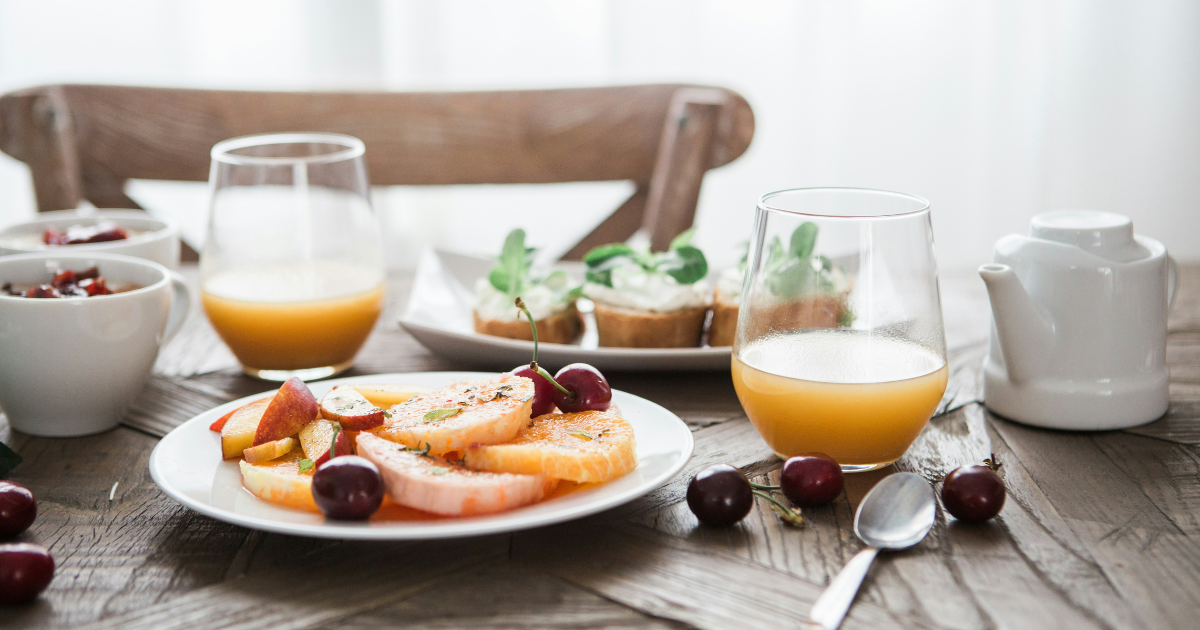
[855,472,937,549]
[808,472,936,629]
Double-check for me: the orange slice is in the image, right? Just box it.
[238,450,317,512]
[374,374,533,456]
[463,410,637,483]
[351,384,433,408]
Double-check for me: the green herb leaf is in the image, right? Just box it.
[423,408,462,423]
[298,458,314,473]
[669,227,696,250]
[583,242,636,266]
[659,245,708,285]
[789,222,818,259]
[569,431,596,441]
[0,441,22,478]
[489,229,533,297]
[428,467,451,476]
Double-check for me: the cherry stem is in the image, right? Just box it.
[752,489,805,527]
[749,482,780,491]
[329,422,341,458]
[516,297,576,400]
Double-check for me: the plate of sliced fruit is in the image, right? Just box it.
[149,366,694,540]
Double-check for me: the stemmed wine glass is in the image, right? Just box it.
[731,188,947,472]
[201,133,385,381]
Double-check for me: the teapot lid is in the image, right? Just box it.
[1030,210,1148,262]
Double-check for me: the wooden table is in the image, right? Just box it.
[2,265,1198,630]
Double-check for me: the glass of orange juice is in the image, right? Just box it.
[201,133,385,381]
[731,188,947,472]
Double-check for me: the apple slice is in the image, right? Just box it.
[220,397,273,459]
[243,437,296,463]
[209,407,238,432]
[239,451,318,512]
[299,417,352,465]
[350,384,432,408]
[254,377,319,447]
[320,386,386,430]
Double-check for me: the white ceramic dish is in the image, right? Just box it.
[149,371,694,540]
[399,249,732,371]
[0,209,180,269]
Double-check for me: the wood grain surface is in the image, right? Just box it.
[1,265,1198,630]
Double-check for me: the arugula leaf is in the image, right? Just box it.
[0,441,21,478]
[789,222,818,259]
[660,245,708,285]
[423,408,462,423]
[569,431,596,441]
[669,227,696,250]
[489,229,532,297]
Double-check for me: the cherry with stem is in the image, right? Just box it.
[513,298,611,413]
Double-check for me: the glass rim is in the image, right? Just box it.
[211,132,366,166]
[758,187,931,219]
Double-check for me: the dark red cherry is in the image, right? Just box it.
[0,481,36,539]
[687,464,753,526]
[942,464,1006,522]
[551,363,611,413]
[780,453,844,507]
[311,456,384,520]
[0,543,54,604]
[511,365,556,417]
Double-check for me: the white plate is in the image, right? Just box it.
[399,249,731,371]
[149,371,694,540]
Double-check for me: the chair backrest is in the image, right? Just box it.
[0,84,753,258]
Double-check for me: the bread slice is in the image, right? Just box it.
[708,287,739,347]
[592,302,708,348]
[474,302,582,344]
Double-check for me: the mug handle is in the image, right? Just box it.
[164,271,193,344]
[1168,255,1180,311]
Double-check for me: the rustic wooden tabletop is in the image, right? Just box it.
[1,264,1197,630]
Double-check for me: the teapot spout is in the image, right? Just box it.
[978,264,1054,383]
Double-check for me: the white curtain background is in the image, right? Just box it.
[0,0,1197,273]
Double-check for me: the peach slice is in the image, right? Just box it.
[220,397,273,459]
[253,377,319,447]
[239,451,318,512]
[299,417,352,465]
[351,384,432,408]
[242,436,296,463]
[464,410,637,483]
[320,386,386,431]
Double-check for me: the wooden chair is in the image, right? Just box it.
[0,84,753,260]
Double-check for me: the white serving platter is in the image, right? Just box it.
[149,371,694,540]
[399,249,731,371]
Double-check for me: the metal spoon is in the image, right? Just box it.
[807,472,937,629]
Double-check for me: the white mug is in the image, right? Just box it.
[0,253,191,436]
[0,209,181,269]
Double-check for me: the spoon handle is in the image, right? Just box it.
[807,547,880,629]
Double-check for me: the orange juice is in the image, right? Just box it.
[202,261,384,371]
[732,330,947,470]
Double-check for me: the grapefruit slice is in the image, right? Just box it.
[374,374,533,456]
[463,410,637,483]
[239,450,318,512]
[357,432,555,516]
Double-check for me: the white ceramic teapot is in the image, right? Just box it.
[978,210,1178,430]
